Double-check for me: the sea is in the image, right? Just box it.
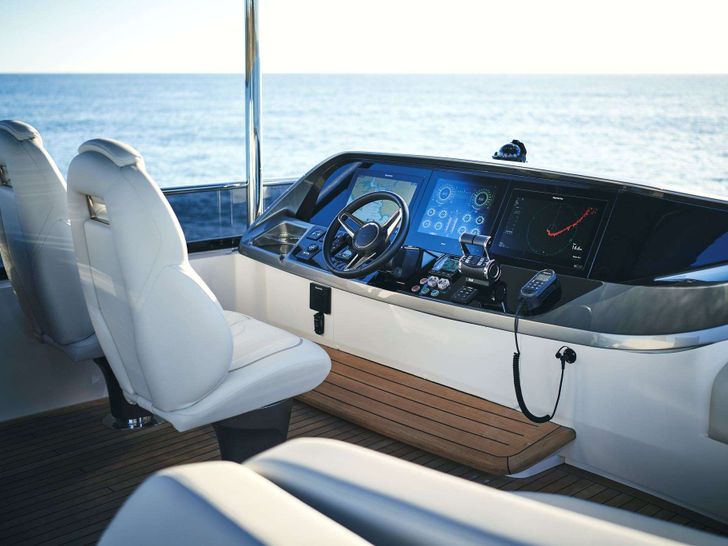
[1,74,726,197]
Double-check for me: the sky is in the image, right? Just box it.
[1,0,727,74]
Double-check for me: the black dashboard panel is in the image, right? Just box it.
[593,192,728,282]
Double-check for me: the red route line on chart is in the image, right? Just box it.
[546,207,597,238]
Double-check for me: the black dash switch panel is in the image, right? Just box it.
[309,284,331,314]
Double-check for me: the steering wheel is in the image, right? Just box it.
[322,191,410,278]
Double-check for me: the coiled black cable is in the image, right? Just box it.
[512,301,568,424]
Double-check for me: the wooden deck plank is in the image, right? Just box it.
[326,348,542,429]
[300,347,576,474]
[1,399,726,545]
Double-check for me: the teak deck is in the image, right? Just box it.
[2,399,727,545]
[299,346,576,474]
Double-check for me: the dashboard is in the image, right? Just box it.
[307,161,728,283]
[309,164,620,277]
[241,152,728,343]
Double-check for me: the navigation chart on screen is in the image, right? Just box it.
[347,175,418,224]
[494,190,605,271]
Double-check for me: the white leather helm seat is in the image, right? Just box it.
[0,120,102,361]
[66,138,330,434]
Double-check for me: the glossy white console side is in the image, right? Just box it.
[234,253,728,524]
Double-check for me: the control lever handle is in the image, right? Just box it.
[459,233,493,257]
[458,233,501,284]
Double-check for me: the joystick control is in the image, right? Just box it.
[458,233,501,285]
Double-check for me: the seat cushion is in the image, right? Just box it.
[246,438,724,546]
[143,328,331,432]
[224,311,300,371]
[98,461,369,546]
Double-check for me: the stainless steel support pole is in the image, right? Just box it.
[245,0,263,227]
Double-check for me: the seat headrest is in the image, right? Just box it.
[0,120,41,142]
[78,138,144,168]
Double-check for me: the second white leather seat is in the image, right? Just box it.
[0,120,102,361]
[98,461,368,546]
[65,138,330,437]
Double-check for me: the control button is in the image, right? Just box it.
[427,275,439,288]
[419,277,429,285]
[337,248,354,261]
[411,285,421,293]
[420,286,431,296]
[332,235,349,253]
[436,278,450,291]
[431,289,440,297]
[452,286,478,304]
[307,228,325,241]
[298,244,320,261]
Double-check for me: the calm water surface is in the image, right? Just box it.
[1,74,726,197]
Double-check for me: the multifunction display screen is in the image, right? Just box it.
[347,174,418,224]
[417,178,498,240]
[494,190,606,272]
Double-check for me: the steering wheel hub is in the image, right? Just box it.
[352,222,382,251]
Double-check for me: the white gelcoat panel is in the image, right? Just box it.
[188,250,237,310]
[235,255,335,344]
[233,254,728,523]
[0,281,106,422]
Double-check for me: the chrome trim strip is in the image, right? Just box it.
[162,178,294,196]
[86,195,109,225]
[657,263,728,283]
[239,240,728,353]
[245,0,263,227]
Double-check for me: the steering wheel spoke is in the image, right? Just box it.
[344,251,376,271]
[382,208,403,239]
[337,212,364,238]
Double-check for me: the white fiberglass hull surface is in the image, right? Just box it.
[232,253,728,524]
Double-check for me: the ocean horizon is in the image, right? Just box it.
[1,73,726,197]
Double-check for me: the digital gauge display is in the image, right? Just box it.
[417,178,498,241]
[493,190,607,272]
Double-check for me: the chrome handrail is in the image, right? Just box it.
[162,178,294,196]
[245,0,263,227]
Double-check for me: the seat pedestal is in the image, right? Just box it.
[213,399,293,462]
[93,358,160,429]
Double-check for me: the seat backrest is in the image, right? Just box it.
[66,138,232,412]
[0,120,95,348]
[98,462,368,546]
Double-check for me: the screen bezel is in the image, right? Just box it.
[491,187,612,276]
[408,171,507,255]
